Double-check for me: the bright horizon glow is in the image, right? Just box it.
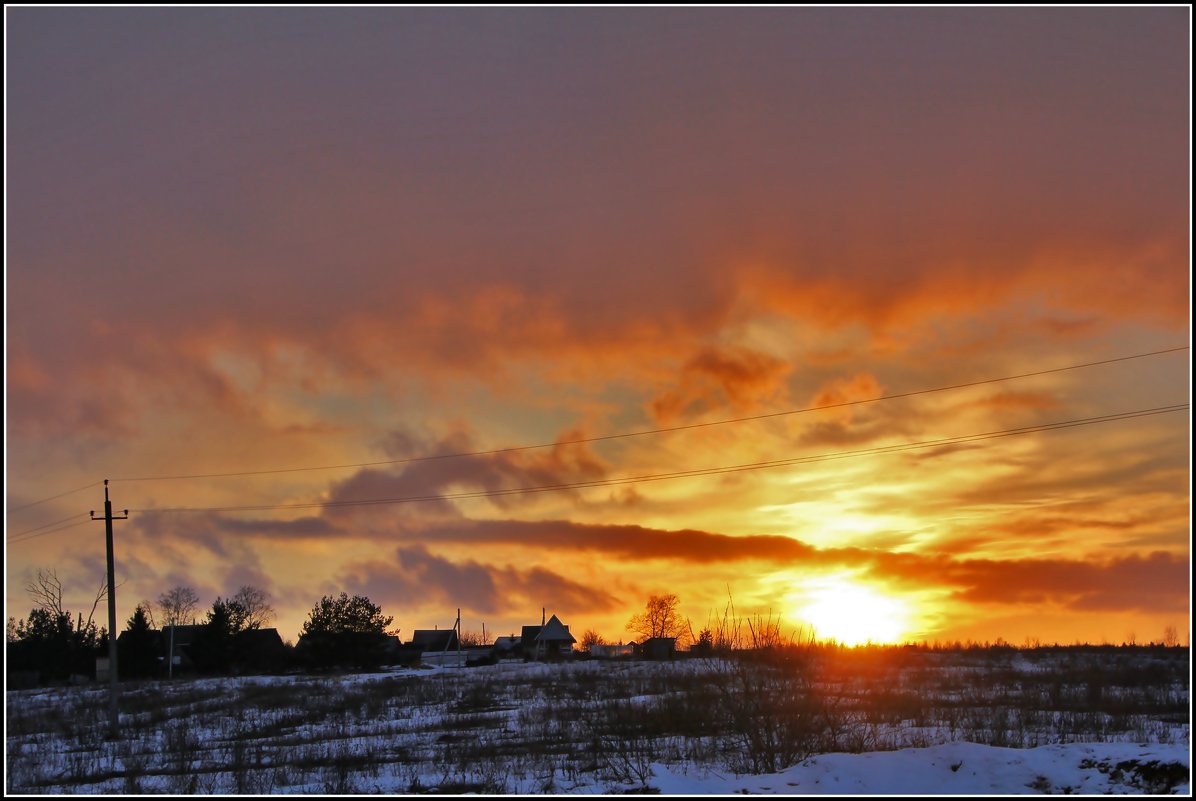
[795,577,913,646]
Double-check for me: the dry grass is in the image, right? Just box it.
[5,644,1188,794]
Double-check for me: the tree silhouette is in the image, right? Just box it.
[26,568,106,633]
[190,596,260,674]
[119,604,160,679]
[188,595,288,675]
[579,629,607,653]
[7,569,106,684]
[231,585,275,630]
[298,592,395,670]
[158,585,200,627]
[627,593,686,641]
[301,592,393,636]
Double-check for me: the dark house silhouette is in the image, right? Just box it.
[521,614,576,660]
[411,629,459,653]
[235,628,288,673]
[161,624,204,671]
[161,625,287,674]
[638,637,677,661]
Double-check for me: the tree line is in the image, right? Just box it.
[7,566,710,687]
[5,570,107,685]
[7,570,400,685]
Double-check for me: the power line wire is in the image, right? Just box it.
[7,512,90,540]
[9,345,1188,532]
[106,345,1189,484]
[128,403,1187,516]
[7,482,103,514]
[7,518,92,547]
[10,405,1184,546]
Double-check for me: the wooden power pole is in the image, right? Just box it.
[91,479,127,739]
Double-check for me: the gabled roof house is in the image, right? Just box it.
[522,614,576,660]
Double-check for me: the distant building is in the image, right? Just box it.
[161,624,204,672]
[160,625,288,675]
[521,614,576,660]
[639,637,677,661]
[410,629,459,653]
[492,635,522,659]
[235,628,288,673]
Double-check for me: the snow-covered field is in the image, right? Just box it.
[5,646,1190,794]
[648,741,1190,795]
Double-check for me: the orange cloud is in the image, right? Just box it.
[7,9,1189,651]
[368,519,1188,615]
[963,391,1061,411]
[733,240,1188,353]
[649,345,792,424]
[930,552,1188,613]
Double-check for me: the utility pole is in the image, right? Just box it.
[91,480,127,739]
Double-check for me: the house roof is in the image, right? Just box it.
[116,629,164,645]
[239,628,284,647]
[411,629,458,651]
[536,614,576,643]
[160,624,204,644]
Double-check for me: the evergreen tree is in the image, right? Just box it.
[190,597,247,674]
[118,604,161,679]
[6,607,103,684]
[297,592,394,670]
[301,592,393,636]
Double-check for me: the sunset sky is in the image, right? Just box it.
[6,8,1190,648]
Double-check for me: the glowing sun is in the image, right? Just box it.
[797,577,911,646]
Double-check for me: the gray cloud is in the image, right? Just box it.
[338,545,621,618]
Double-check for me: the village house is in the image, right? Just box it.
[520,614,576,660]
[160,624,204,673]
[408,629,461,666]
[410,629,459,653]
[492,635,522,660]
[235,628,288,673]
[638,636,677,661]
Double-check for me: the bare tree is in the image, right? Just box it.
[158,585,200,627]
[459,630,491,647]
[579,629,607,653]
[231,585,275,630]
[627,593,687,641]
[25,569,66,617]
[25,568,106,630]
[137,600,157,629]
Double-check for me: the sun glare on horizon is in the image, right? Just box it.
[795,576,912,646]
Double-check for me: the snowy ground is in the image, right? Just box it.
[5,646,1190,794]
[643,742,1191,795]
